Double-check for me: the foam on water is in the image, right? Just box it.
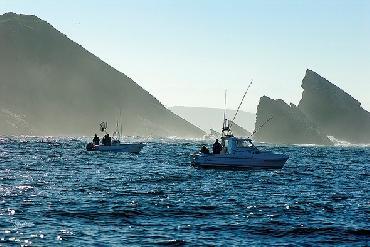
[0,137,369,245]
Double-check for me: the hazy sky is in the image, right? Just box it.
[1,0,369,113]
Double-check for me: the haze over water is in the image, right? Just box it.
[0,137,368,245]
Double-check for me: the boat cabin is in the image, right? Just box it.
[221,136,259,155]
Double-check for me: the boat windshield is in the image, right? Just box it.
[223,139,229,148]
[237,139,258,150]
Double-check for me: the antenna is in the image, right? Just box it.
[120,109,123,140]
[231,80,253,122]
[223,89,227,122]
[221,89,234,137]
[222,89,229,133]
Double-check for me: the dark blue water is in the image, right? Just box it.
[0,137,369,246]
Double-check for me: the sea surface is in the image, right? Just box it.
[0,137,369,246]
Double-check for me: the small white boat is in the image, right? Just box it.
[192,87,288,169]
[86,141,145,153]
[86,121,145,153]
[192,136,288,169]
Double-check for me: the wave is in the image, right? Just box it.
[328,136,370,147]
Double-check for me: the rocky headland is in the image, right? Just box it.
[0,13,204,138]
[254,96,332,145]
[298,69,370,144]
[255,69,370,145]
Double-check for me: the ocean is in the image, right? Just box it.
[0,137,369,246]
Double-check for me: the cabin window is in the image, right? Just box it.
[237,140,254,148]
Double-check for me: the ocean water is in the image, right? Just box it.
[0,137,369,246]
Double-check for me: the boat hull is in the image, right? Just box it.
[87,143,145,153]
[192,154,288,169]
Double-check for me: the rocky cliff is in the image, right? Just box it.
[0,13,204,137]
[298,69,370,143]
[254,96,332,145]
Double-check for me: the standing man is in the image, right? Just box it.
[93,134,100,145]
[212,139,222,154]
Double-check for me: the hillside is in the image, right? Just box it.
[0,13,204,137]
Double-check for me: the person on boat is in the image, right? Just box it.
[200,145,210,154]
[102,134,107,146]
[212,139,223,154]
[106,134,112,146]
[93,134,100,145]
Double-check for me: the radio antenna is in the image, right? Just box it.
[223,89,227,121]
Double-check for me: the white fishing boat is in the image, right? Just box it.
[192,120,288,169]
[192,87,288,169]
[86,121,145,153]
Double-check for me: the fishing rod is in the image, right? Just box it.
[231,80,253,123]
[249,116,273,138]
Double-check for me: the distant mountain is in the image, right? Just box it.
[170,106,256,132]
[254,96,332,145]
[0,13,204,137]
[229,120,251,138]
[298,69,370,143]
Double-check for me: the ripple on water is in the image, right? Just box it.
[0,137,368,245]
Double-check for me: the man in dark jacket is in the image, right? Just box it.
[93,134,100,145]
[212,139,223,154]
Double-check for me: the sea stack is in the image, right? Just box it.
[298,69,370,144]
[254,96,332,145]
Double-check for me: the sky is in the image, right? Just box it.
[1,0,369,113]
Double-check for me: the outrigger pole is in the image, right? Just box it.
[120,109,123,140]
[231,80,253,123]
[222,90,228,131]
[223,89,227,122]
[222,80,253,136]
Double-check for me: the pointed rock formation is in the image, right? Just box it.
[0,13,204,137]
[254,96,332,145]
[298,69,370,143]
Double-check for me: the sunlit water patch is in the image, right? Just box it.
[0,137,369,245]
